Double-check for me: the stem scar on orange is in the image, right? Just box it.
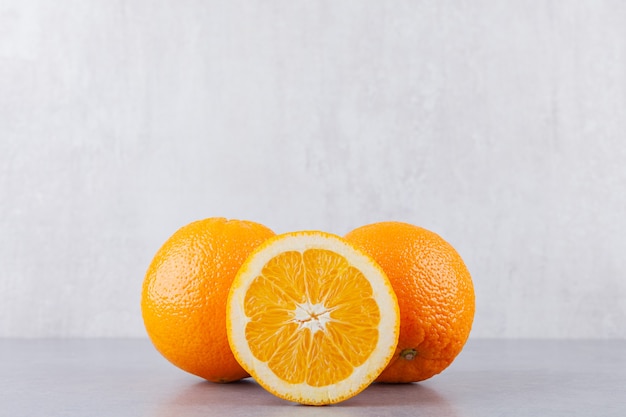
[141,217,275,383]
[345,221,475,383]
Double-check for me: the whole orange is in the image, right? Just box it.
[141,217,275,383]
[345,221,475,383]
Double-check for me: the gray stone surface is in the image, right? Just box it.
[1,338,625,416]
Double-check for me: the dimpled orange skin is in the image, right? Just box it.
[141,218,275,383]
[345,221,475,383]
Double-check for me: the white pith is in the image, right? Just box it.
[291,300,333,334]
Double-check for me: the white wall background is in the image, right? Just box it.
[1,1,625,339]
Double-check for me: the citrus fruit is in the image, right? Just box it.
[141,217,275,383]
[226,231,400,405]
[345,221,475,383]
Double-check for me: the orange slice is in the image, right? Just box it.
[226,231,400,405]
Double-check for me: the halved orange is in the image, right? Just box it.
[226,231,400,405]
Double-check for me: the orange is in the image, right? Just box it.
[345,221,475,383]
[141,217,275,383]
[226,231,400,405]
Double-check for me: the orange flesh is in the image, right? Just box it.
[243,249,381,387]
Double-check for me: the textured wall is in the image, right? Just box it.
[1,1,625,338]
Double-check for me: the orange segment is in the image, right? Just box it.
[227,231,400,405]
